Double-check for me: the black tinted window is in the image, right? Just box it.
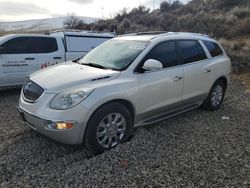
[203,41,223,57]
[1,37,33,54]
[32,37,58,53]
[143,41,178,68]
[178,40,207,64]
[0,37,58,54]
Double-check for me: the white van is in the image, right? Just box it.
[0,31,115,87]
[50,31,115,61]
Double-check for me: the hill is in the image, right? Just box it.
[0,16,97,33]
[88,0,250,39]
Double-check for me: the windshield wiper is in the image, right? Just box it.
[82,62,107,70]
[72,59,79,63]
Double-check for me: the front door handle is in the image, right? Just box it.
[204,69,211,73]
[53,57,62,60]
[25,57,35,60]
[174,76,183,81]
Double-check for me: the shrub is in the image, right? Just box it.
[63,0,250,38]
[232,7,250,19]
[240,17,250,34]
[64,14,85,30]
[160,1,171,12]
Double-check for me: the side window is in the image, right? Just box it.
[0,37,58,54]
[66,36,108,52]
[33,37,58,53]
[1,37,34,54]
[143,41,178,68]
[178,40,207,64]
[203,41,223,57]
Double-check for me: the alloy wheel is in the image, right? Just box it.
[211,85,224,107]
[96,113,127,148]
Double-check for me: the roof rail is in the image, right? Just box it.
[134,31,168,35]
[49,29,116,36]
[118,31,168,37]
[165,32,209,38]
[118,31,209,38]
[49,29,85,33]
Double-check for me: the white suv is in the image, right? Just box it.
[18,32,231,154]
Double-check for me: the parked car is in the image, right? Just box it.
[18,32,231,154]
[0,31,115,87]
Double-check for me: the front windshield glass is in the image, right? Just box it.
[79,40,149,71]
[0,35,11,43]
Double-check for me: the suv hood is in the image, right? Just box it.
[30,62,121,93]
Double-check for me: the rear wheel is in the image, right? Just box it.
[201,80,226,111]
[84,103,133,155]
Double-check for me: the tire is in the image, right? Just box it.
[84,102,133,155]
[201,79,226,111]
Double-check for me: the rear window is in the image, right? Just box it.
[32,37,58,53]
[66,36,111,52]
[203,41,223,57]
[178,40,207,64]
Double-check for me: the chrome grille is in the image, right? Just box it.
[22,79,44,103]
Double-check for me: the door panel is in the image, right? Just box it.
[177,40,213,102]
[136,40,184,121]
[138,68,184,120]
[33,37,64,70]
[0,36,64,86]
[0,54,37,86]
[182,60,212,101]
[37,51,64,70]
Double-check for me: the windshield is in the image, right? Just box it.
[79,40,149,71]
[0,35,12,45]
[0,36,6,45]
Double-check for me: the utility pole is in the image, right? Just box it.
[102,7,104,20]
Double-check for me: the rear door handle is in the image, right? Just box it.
[25,57,35,60]
[53,57,62,60]
[174,76,183,81]
[204,69,211,73]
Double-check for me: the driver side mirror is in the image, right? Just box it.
[142,59,163,72]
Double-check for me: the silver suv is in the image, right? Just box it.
[18,32,231,154]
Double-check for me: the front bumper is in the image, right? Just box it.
[17,106,87,145]
[18,90,91,145]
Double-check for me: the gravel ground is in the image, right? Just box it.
[0,77,249,187]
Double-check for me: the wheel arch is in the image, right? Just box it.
[82,99,136,144]
[215,76,228,88]
[99,99,136,123]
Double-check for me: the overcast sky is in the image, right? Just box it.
[0,0,188,22]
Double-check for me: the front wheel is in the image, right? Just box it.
[84,103,133,155]
[201,80,226,111]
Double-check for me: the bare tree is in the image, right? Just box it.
[64,14,85,29]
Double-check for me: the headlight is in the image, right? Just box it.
[50,88,94,110]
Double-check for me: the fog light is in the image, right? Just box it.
[56,122,74,130]
[47,121,76,130]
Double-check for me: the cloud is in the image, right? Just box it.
[68,0,94,4]
[0,1,48,16]
[50,13,66,18]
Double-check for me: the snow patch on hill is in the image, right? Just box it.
[0,17,97,32]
